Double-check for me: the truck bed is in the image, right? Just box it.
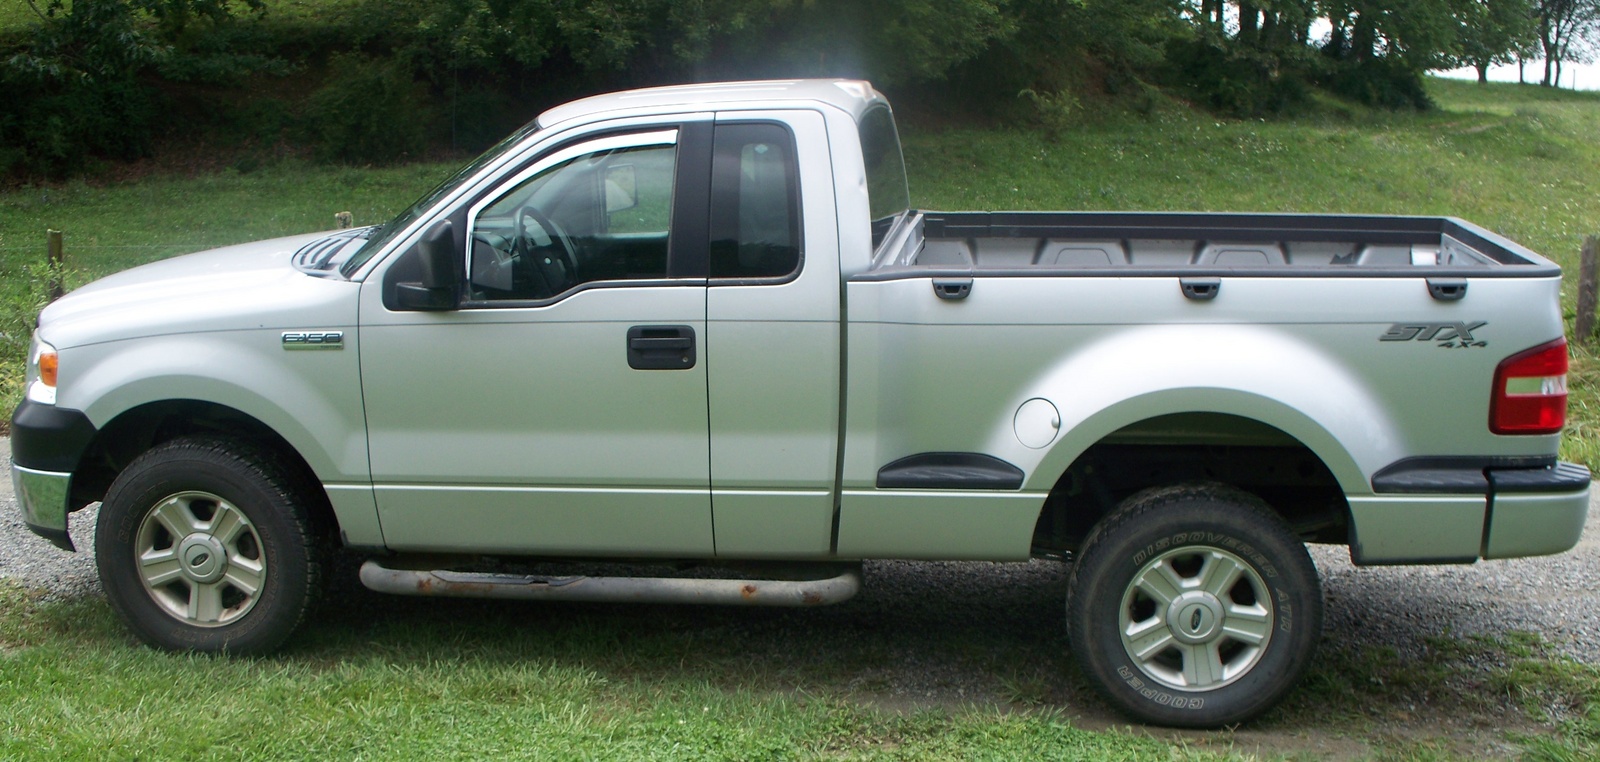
[865,211,1559,278]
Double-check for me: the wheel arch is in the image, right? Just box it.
[1028,395,1356,555]
[1029,388,1366,494]
[69,400,341,545]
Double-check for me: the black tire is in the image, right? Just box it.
[1065,483,1322,728]
[95,436,326,654]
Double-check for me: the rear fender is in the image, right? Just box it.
[1021,325,1389,495]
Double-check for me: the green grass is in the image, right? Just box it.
[0,579,1231,761]
[3,575,1594,761]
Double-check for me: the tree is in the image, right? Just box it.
[1,0,264,176]
[1456,0,1539,82]
[1536,0,1600,86]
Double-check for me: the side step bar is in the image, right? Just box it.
[359,560,863,607]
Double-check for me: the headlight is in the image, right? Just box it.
[26,337,58,405]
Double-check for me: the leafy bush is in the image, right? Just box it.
[1163,39,1309,117]
[1319,57,1434,111]
[0,0,269,179]
[0,71,157,177]
[305,55,430,165]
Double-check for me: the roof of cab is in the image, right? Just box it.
[536,79,885,129]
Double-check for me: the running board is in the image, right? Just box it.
[358,560,863,607]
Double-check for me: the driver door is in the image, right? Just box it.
[358,127,714,556]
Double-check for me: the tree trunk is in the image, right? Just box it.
[1541,19,1555,86]
[1477,63,1489,83]
[1239,2,1259,42]
[1353,13,1376,62]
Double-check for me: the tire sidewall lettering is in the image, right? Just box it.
[1132,530,1279,579]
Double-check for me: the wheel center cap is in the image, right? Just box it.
[178,535,228,584]
[1166,592,1225,645]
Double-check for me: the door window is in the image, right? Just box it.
[709,123,801,280]
[468,131,678,302]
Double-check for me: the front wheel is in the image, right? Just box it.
[1066,484,1322,728]
[95,436,325,654]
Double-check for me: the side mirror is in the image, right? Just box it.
[604,165,638,213]
[394,220,461,311]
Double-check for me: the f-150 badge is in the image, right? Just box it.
[1380,321,1487,348]
[282,331,344,349]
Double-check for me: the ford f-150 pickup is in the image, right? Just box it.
[11,79,1590,727]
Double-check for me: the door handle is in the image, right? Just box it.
[627,325,696,370]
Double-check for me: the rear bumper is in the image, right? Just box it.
[1351,459,1590,565]
[1484,463,1590,559]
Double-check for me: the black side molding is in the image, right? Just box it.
[876,452,1024,490]
[10,399,97,473]
[1371,455,1566,494]
[1488,462,1591,493]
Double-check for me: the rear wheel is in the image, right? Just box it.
[95,436,325,654]
[1066,484,1322,727]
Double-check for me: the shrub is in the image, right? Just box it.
[1162,39,1310,117]
[1319,58,1433,111]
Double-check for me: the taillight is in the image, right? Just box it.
[1490,338,1568,435]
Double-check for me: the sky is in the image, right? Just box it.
[1433,60,1600,91]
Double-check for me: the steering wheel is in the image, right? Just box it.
[514,205,580,286]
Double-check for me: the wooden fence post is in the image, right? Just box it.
[46,229,64,301]
[1581,236,1600,344]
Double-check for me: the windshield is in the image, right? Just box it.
[339,121,543,277]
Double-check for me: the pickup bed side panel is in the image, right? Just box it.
[836,273,1565,561]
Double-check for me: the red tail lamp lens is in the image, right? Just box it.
[1490,338,1568,435]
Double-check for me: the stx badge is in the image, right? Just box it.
[1379,321,1487,348]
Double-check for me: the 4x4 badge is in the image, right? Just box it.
[1379,321,1487,348]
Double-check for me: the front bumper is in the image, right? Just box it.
[10,398,98,552]
[11,463,74,551]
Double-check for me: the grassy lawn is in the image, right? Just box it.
[0,579,1227,760]
[3,574,1596,760]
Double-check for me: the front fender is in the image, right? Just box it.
[55,329,368,482]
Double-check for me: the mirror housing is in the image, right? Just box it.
[394,220,460,311]
[604,165,638,213]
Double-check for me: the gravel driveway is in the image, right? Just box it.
[3,435,1597,664]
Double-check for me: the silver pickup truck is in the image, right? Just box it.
[11,80,1589,727]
